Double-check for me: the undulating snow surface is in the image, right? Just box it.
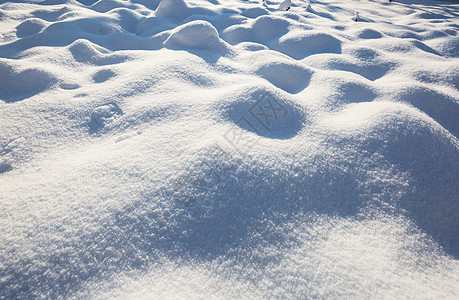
[1,0,458,298]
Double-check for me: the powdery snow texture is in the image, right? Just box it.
[0,0,458,299]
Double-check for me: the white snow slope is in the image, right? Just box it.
[0,0,458,298]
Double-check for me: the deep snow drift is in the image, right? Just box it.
[0,0,458,298]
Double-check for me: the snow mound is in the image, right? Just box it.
[221,87,305,139]
[0,59,57,102]
[155,0,189,19]
[355,28,384,39]
[426,37,459,58]
[164,20,226,51]
[249,53,312,93]
[68,39,129,65]
[276,30,342,59]
[222,15,292,45]
[92,68,117,83]
[390,84,459,138]
[321,101,459,253]
[16,18,47,37]
[91,0,141,13]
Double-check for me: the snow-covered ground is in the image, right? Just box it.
[1,0,458,298]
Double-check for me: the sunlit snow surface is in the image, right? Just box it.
[0,0,458,298]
